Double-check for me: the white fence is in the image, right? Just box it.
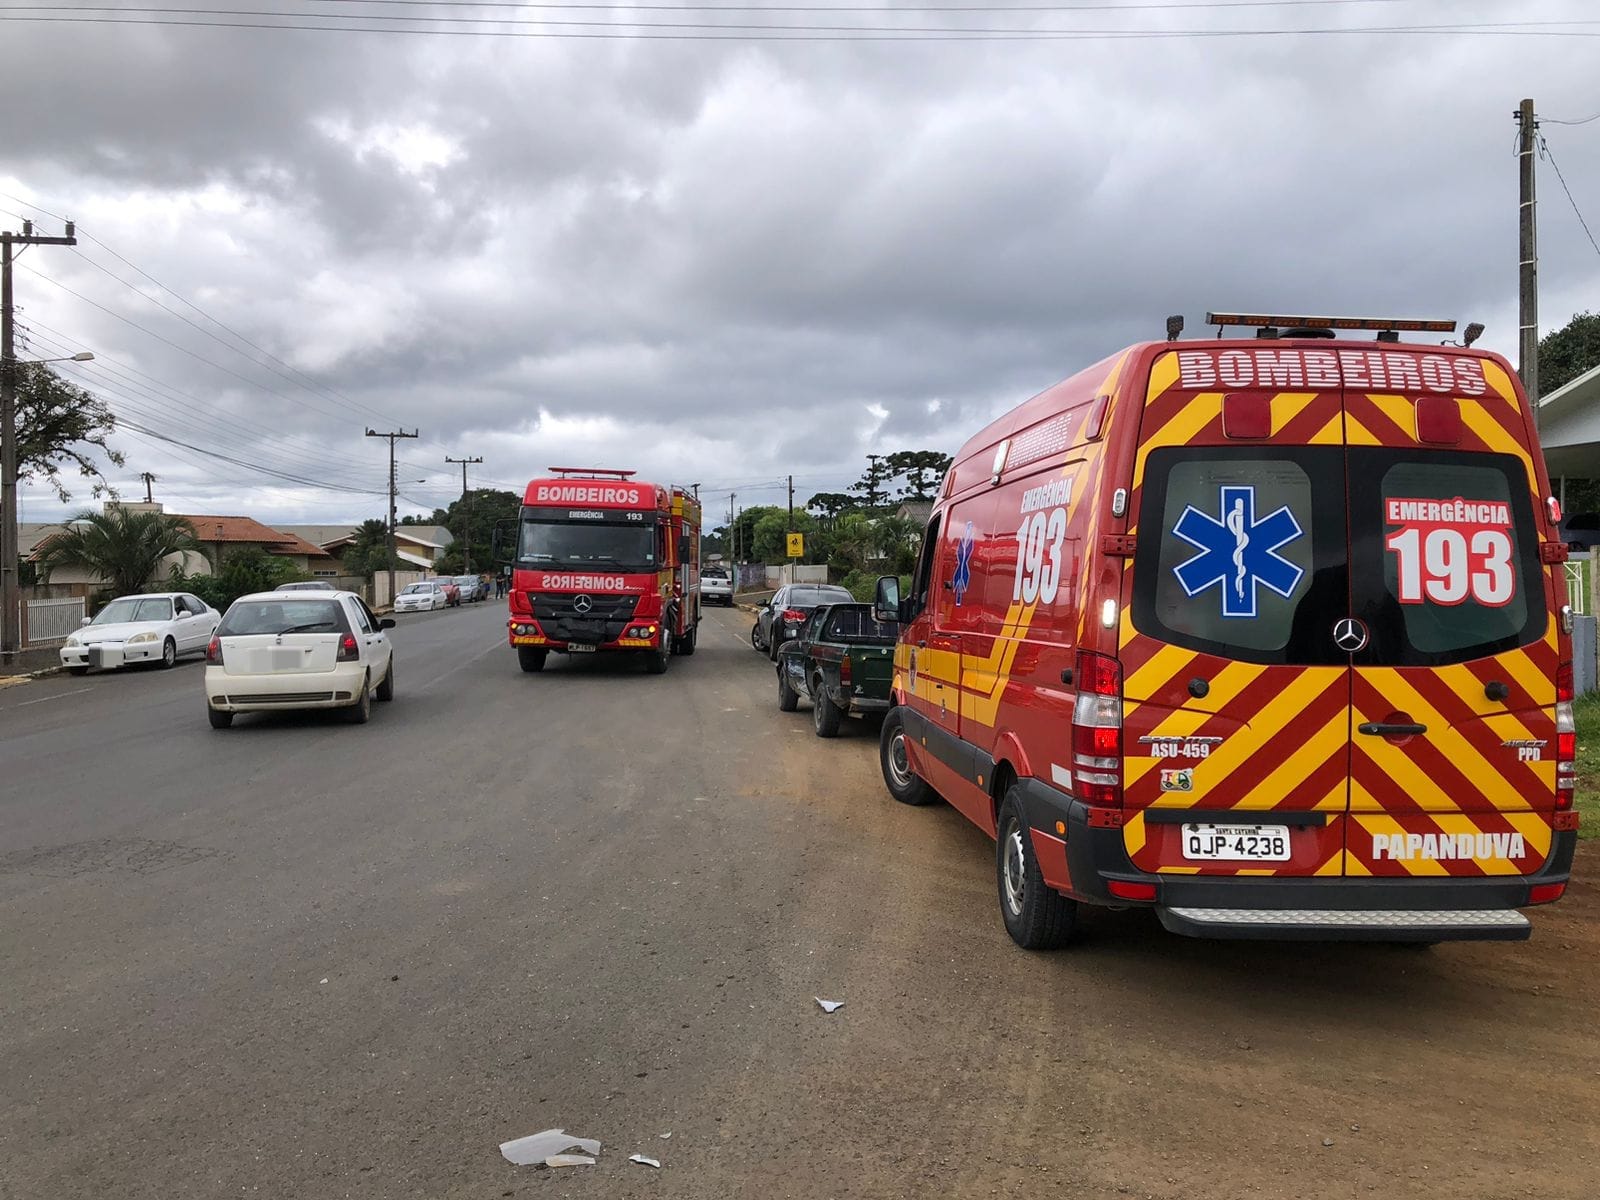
[24,597,86,647]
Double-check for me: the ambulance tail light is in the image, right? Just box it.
[1557,661,1576,811]
[1072,650,1123,807]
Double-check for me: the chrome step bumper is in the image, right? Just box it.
[1157,906,1531,942]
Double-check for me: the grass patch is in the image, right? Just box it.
[1574,692,1600,840]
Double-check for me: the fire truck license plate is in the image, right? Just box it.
[1181,823,1291,862]
[568,644,597,653]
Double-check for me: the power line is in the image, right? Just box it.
[1543,111,1600,127]
[1537,131,1600,260]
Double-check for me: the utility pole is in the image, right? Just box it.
[140,472,157,504]
[445,455,482,573]
[2,218,77,664]
[787,474,796,579]
[1515,98,1540,425]
[366,427,418,608]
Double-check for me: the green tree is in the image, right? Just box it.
[170,546,302,610]
[829,512,877,573]
[1539,312,1600,513]
[1538,311,1600,396]
[729,505,783,561]
[885,450,953,501]
[341,519,392,579]
[434,488,520,574]
[752,510,819,563]
[874,515,923,573]
[849,455,895,511]
[15,364,125,502]
[34,507,199,597]
[806,492,858,527]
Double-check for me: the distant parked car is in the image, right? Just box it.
[752,584,855,661]
[204,590,395,728]
[394,581,449,612]
[700,567,734,606]
[434,578,461,607]
[776,603,898,736]
[275,580,339,592]
[453,575,486,602]
[59,592,220,674]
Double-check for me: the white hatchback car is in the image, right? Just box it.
[394,581,449,612]
[60,592,220,673]
[204,591,395,729]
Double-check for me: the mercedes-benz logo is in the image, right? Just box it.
[573,594,594,614]
[1333,617,1369,654]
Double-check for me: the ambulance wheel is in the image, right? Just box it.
[996,788,1078,950]
[645,642,670,674]
[517,648,547,673]
[812,685,842,738]
[880,708,936,806]
[777,669,800,712]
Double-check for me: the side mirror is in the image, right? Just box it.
[874,576,901,626]
[492,518,518,565]
[81,616,92,627]
[379,618,396,630]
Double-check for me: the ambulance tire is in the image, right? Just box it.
[777,669,800,712]
[517,647,547,673]
[880,708,937,806]
[996,787,1078,950]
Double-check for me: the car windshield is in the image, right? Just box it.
[788,586,853,607]
[454,577,476,586]
[92,597,173,625]
[702,569,728,579]
[518,519,656,572]
[218,599,347,636]
[402,584,431,594]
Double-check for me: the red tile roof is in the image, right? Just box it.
[179,515,331,557]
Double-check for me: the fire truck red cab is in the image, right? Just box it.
[876,313,1577,947]
[505,468,702,674]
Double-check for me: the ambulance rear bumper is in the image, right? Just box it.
[1016,778,1575,942]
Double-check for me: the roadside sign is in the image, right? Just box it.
[787,533,805,557]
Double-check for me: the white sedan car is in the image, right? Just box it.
[394,581,449,612]
[60,592,221,673]
[204,591,395,729]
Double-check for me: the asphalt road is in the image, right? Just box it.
[2,601,1597,1199]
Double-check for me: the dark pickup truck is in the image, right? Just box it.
[775,603,898,737]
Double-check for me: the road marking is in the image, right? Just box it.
[13,686,94,708]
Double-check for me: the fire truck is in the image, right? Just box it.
[503,468,702,674]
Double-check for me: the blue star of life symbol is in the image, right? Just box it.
[952,521,975,606]
[1171,486,1304,619]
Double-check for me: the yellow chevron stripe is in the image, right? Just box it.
[1500,647,1554,703]
[1315,851,1346,877]
[1145,352,1180,404]
[1238,709,1348,813]
[1343,850,1372,877]
[1365,393,1417,441]
[1352,814,1450,877]
[1133,394,1221,490]
[1124,811,1147,856]
[1460,401,1535,474]
[1363,669,1530,810]
[1307,412,1344,446]
[1344,414,1381,446]
[1481,358,1523,411]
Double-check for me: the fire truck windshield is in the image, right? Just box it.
[517,517,657,573]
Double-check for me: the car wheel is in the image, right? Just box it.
[517,647,547,673]
[645,641,670,674]
[777,667,800,712]
[996,786,1078,950]
[750,622,765,652]
[812,681,842,738]
[767,627,782,662]
[345,677,372,724]
[207,706,233,730]
[161,637,177,669]
[376,658,395,701]
[67,666,89,676]
[880,708,937,806]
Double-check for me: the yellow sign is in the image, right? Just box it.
[786,532,805,557]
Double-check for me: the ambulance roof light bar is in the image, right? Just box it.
[547,467,638,479]
[1206,311,1458,334]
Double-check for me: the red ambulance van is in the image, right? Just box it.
[875,313,1578,947]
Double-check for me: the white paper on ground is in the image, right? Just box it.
[630,1155,662,1168]
[659,1132,672,1139]
[815,998,844,1013]
[546,1154,596,1168]
[499,1129,602,1166]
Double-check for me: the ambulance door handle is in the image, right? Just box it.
[1359,722,1427,737]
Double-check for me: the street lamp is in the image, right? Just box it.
[2,350,96,662]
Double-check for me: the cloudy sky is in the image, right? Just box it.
[3,0,1598,531]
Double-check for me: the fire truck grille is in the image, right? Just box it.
[531,593,640,643]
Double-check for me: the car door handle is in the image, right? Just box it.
[1359,722,1427,737]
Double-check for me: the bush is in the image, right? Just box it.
[169,547,308,611]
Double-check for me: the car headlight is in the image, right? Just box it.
[64,633,81,647]
[127,632,159,644]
